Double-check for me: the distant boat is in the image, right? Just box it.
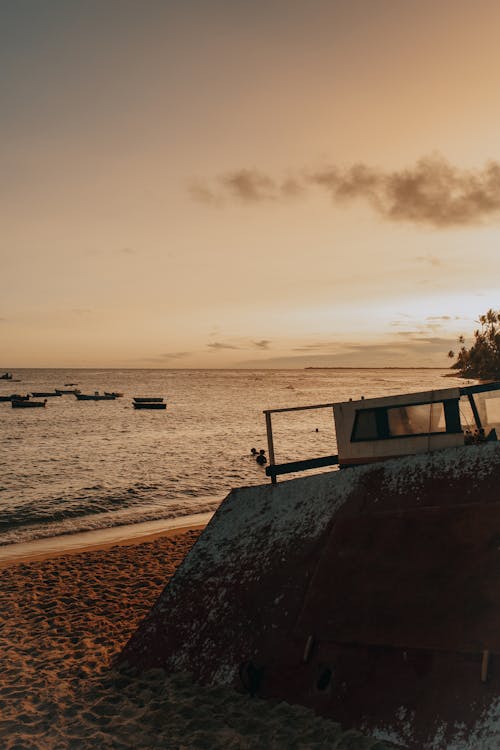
[64,383,78,386]
[55,388,81,395]
[76,391,116,401]
[104,391,124,398]
[0,372,20,381]
[133,397,164,403]
[12,399,46,408]
[133,401,167,410]
[0,394,29,402]
[31,391,62,398]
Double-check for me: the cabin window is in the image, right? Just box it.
[352,409,378,440]
[387,403,446,436]
[351,400,460,442]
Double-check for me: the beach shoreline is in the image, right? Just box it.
[0,511,214,567]
[0,524,391,749]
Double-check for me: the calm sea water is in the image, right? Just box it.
[0,368,467,546]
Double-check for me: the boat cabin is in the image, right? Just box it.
[264,382,500,482]
[334,382,499,467]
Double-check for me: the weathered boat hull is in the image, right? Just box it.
[133,397,164,403]
[121,443,500,749]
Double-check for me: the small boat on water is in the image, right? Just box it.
[133,397,164,403]
[0,372,20,381]
[104,391,124,398]
[0,394,30,402]
[12,399,46,408]
[55,388,81,395]
[133,401,167,410]
[76,391,116,401]
[31,391,62,398]
[64,383,78,386]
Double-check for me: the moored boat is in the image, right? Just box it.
[31,391,62,398]
[133,401,166,409]
[76,392,116,401]
[55,388,81,395]
[133,397,164,403]
[0,394,30,402]
[104,391,124,398]
[0,372,13,380]
[12,399,46,408]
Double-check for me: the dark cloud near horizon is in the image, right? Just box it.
[252,339,271,349]
[191,155,500,228]
[143,352,191,362]
[207,341,240,350]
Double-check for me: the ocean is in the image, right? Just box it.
[0,367,467,547]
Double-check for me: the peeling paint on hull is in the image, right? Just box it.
[122,443,500,749]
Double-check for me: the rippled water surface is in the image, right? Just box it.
[0,368,466,545]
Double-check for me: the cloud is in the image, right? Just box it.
[142,352,191,363]
[158,352,191,360]
[207,341,240,350]
[291,342,335,352]
[221,169,277,201]
[188,182,222,206]
[191,171,304,205]
[192,155,500,228]
[252,339,271,349]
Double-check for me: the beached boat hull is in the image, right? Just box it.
[122,442,500,749]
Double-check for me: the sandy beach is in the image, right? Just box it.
[0,527,392,749]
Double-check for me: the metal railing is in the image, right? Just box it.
[263,403,339,483]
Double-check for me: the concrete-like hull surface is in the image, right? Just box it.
[122,443,500,749]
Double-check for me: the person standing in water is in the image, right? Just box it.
[256,449,267,466]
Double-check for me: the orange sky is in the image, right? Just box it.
[2,0,500,367]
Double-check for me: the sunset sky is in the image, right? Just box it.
[2,0,500,368]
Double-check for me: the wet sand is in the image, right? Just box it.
[0,527,391,749]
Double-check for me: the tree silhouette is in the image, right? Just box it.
[448,309,500,379]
